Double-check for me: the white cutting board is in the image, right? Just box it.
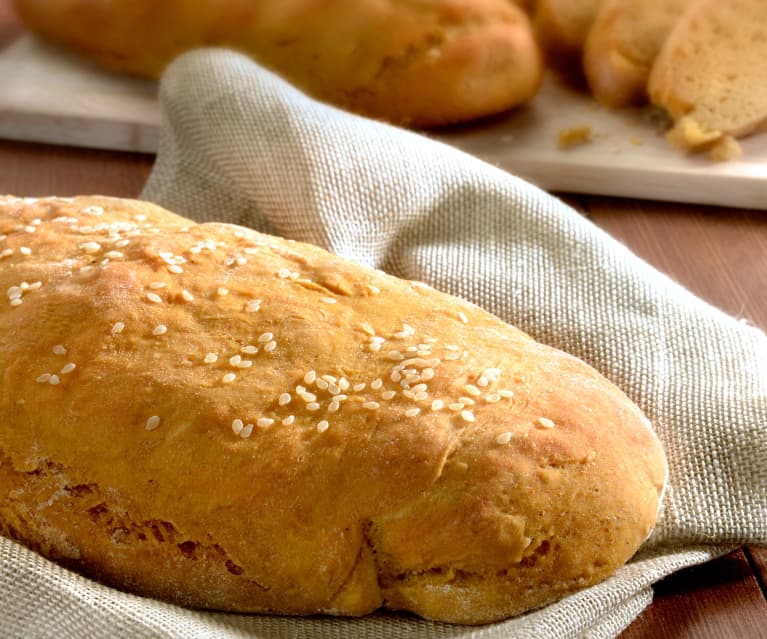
[1,35,766,210]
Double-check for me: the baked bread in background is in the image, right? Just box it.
[12,0,543,128]
[648,0,767,158]
[533,0,603,77]
[584,0,693,107]
[0,195,667,624]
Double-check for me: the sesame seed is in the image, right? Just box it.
[368,341,382,352]
[152,324,168,336]
[52,345,67,355]
[464,384,481,397]
[321,297,336,304]
[278,268,291,278]
[306,402,321,412]
[264,340,277,352]
[304,370,317,384]
[9,298,22,307]
[414,391,429,401]
[477,376,489,387]
[231,419,244,435]
[461,410,475,423]
[149,282,166,290]
[449,402,464,411]
[485,393,502,403]
[222,373,236,384]
[431,399,444,411]
[332,394,348,401]
[412,383,427,393]
[391,371,402,383]
[229,355,242,366]
[278,393,291,405]
[240,424,254,438]
[115,239,130,248]
[257,417,274,428]
[235,360,253,369]
[204,352,218,364]
[316,379,329,390]
[296,385,306,394]
[19,246,32,255]
[105,251,125,260]
[458,311,468,323]
[80,241,101,253]
[48,375,60,385]
[146,292,162,304]
[498,390,515,399]
[363,401,380,410]
[405,408,420,417]
[179,289,193,302]
[282,415,295,426]
[421,368,435,381]
[241,345,259,354]
[236,256,247,266]
[300,392,317,402]
[146,416,160,430]
[0,248,14,258]
[258,332,273,343]
[36,373,51,383]
[328,384,341,395]
[538,417,556,429]
[444,352,461,361]
[328,401,340,413]
[381,390,396,400]
[246,300,262,312]
[322,374,337,385]
[353,383,366,392]
[496,432,512,445]
[387,350,405,361]
[458,397,475,406]
[338,377,350,390]
[317,420,329,433]
[60,363,76,374]
[371,379,383,390]
[217,287,229,296]
[111,321,125,334]
[368,285,381,294]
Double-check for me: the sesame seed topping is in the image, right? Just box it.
[111,322,125,334]
[146,416,160,431]
[0,248,14,258]
[485,393,501,403]
[263,340,277,352]
[317,420,329,433]
[353,383,366,392]
[464,384,481,397]
[458,311,469,323]
[449,402,464,411]
[217,286,229,296]
[19,246,32,255]
[304,370,317,384]
[149,282,166,290]
[282,415,295,426]
[278,268,291,278]
[300,392,317,402]
[368,285,381,295]
[278,393,291,406]
[105,251,125,260]
[246,300,262,312]
[371,378,383,390]
[496,432,512,445]
[411,383,427,393]
[115,239,130,248]
[477,376,489,387]
[80,241,101,254]
[421,368,435,381]
[257,417,274,428]
[146,292,162,304]
[258,332,273,343]
[306,402,320,411]
[321,297,336,304]
[387,350,405,361]
[444,352,461,361]
[52,344,67,355]
[431,399,444,411]
[60,363,76,374]
[338,378,350,390]
[48,375,60,385]
[168,264,184,274]
[328,401,340,413]
[241,345,259,354]
[458,397,475,406]
[36,373,51,383]
[316,378,329,390]
[363,401,380,410]
[405,408,420,417]
[231,419,244,435]
[498,390,515,399]
[204,352,218,364]
[240,424,254,438]
[229,355,242,366]
[9,299,22,307]
[152,324,168,336]
[538,417,556,429]
[235,359,253,369]
[328,383,341,395]
[461,410,475,423]
[222,373,236,384]
[381,390,396,400]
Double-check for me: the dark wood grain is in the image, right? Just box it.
[746,546,767,600]
[620,550,767,639]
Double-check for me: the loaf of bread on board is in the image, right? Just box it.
[648,0,767,156]
[583,0,693,107]
[533,0,603,75]
[12,0,543,128]
[0,195,667,625]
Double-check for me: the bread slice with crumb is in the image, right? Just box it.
[584,0,694,107]
[648,0,767,152]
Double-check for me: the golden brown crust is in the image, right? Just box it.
[0,195,666,624]
[12,0,543,128]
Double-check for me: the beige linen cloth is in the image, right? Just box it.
[3,49,767,638]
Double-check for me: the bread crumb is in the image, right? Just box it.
[666,116,721,151]
[708,136,742,162]
[558,125,593,149]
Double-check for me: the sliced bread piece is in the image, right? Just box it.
[584,0,694,107]
[534,0,603,76]
[648,0,767,152]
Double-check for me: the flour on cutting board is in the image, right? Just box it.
[1,35,765,209]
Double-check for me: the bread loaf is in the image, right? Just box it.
[648,0,767,154]
[533,0,603,75]
[0,195,667,624]
[12,0,543,128]
[584,0,693,107]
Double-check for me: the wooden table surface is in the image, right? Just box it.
[1,5,765,638]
